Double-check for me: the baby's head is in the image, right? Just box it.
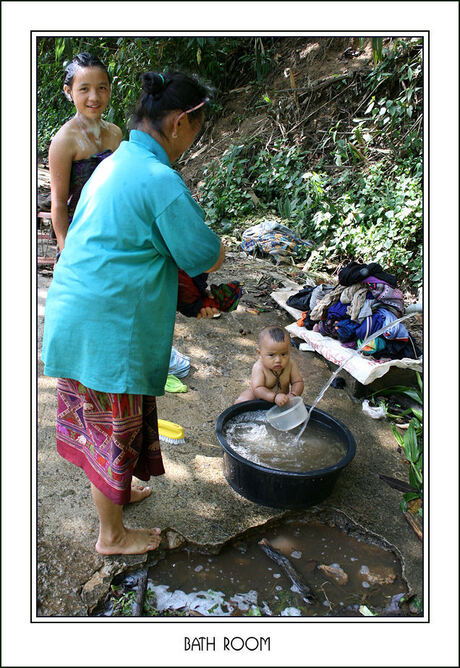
[257,326,291,373]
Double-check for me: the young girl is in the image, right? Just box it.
[48,52,122,254]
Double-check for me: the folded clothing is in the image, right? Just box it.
[355,298,377,322]
[310,285,345,321]
[334,318,360,342]
[380,309,410,340]
[327,301,348,320]
[317,318,338,338]
[310,284,336,310]
[357,337,387,355]
[355,308,386,341]
[364,281,405,315]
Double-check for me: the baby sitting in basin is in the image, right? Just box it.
[235,326,304,406]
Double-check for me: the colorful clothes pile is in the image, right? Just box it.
[287,261,421,361]
[177,269,242,318]
[240,219,313,263]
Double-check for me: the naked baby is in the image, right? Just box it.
[235,326,304,406]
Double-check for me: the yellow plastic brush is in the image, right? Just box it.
[158,419,185,444]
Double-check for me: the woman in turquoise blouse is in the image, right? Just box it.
[42,71,225,556]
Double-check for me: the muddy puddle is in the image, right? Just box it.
[95,513,409,617]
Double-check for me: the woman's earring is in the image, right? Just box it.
[172,132,178,139]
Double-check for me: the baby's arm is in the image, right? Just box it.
[251,363,278,403]
[289,359,304,397]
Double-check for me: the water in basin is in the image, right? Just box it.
[224,409,347,472]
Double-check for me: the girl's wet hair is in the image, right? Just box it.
[259,326,289,345]
[129,71,211,135]
[64,52,110,89]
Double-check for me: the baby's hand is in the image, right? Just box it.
[275,393,290,407]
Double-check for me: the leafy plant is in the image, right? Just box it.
[392,417,423,512]
[245,604,263,616]
[371,373,423,513]
[107,585,136,616]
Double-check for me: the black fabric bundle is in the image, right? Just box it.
[371,334,421,361]
[286,286,314,311]
[338,261,397,287]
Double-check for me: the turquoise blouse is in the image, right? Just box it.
[42,130,221,395]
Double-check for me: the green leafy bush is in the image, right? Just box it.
[198,38,423,290]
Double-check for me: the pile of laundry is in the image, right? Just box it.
[287,261,421,361]
[241,219,313,263]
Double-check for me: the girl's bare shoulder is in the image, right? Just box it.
[102,120,122,137]
[49,119,79,157]
[102,121,123,149]
[109,122,122,139]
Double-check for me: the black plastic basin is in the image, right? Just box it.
[215,400,356,509]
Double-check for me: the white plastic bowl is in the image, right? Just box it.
[266,396,308,431]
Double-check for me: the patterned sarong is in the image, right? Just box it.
[56,378,164,505]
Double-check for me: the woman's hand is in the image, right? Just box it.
[197,306,220,319]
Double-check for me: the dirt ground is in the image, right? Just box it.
[37,249,423,617]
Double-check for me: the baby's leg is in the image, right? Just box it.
[234,388,256,404]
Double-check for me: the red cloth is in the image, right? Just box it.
[177,269,205,304]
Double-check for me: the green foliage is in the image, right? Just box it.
[408,596,423,614]
[371,372,423,512]
[199,143,422,286]
[37,37,423,289]
[36,36,277,156]
[245,604,263,616]
[108,585,136,616]
[198,38,423,290]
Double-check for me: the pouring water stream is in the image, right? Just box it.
[293,312,420,443]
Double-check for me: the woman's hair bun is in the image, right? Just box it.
[141,72,165,96]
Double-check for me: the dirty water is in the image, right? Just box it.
[96,516,408,617]
[223,410,347,472]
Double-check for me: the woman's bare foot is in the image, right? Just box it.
[96,527,161,555]
[129,485,151,504]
